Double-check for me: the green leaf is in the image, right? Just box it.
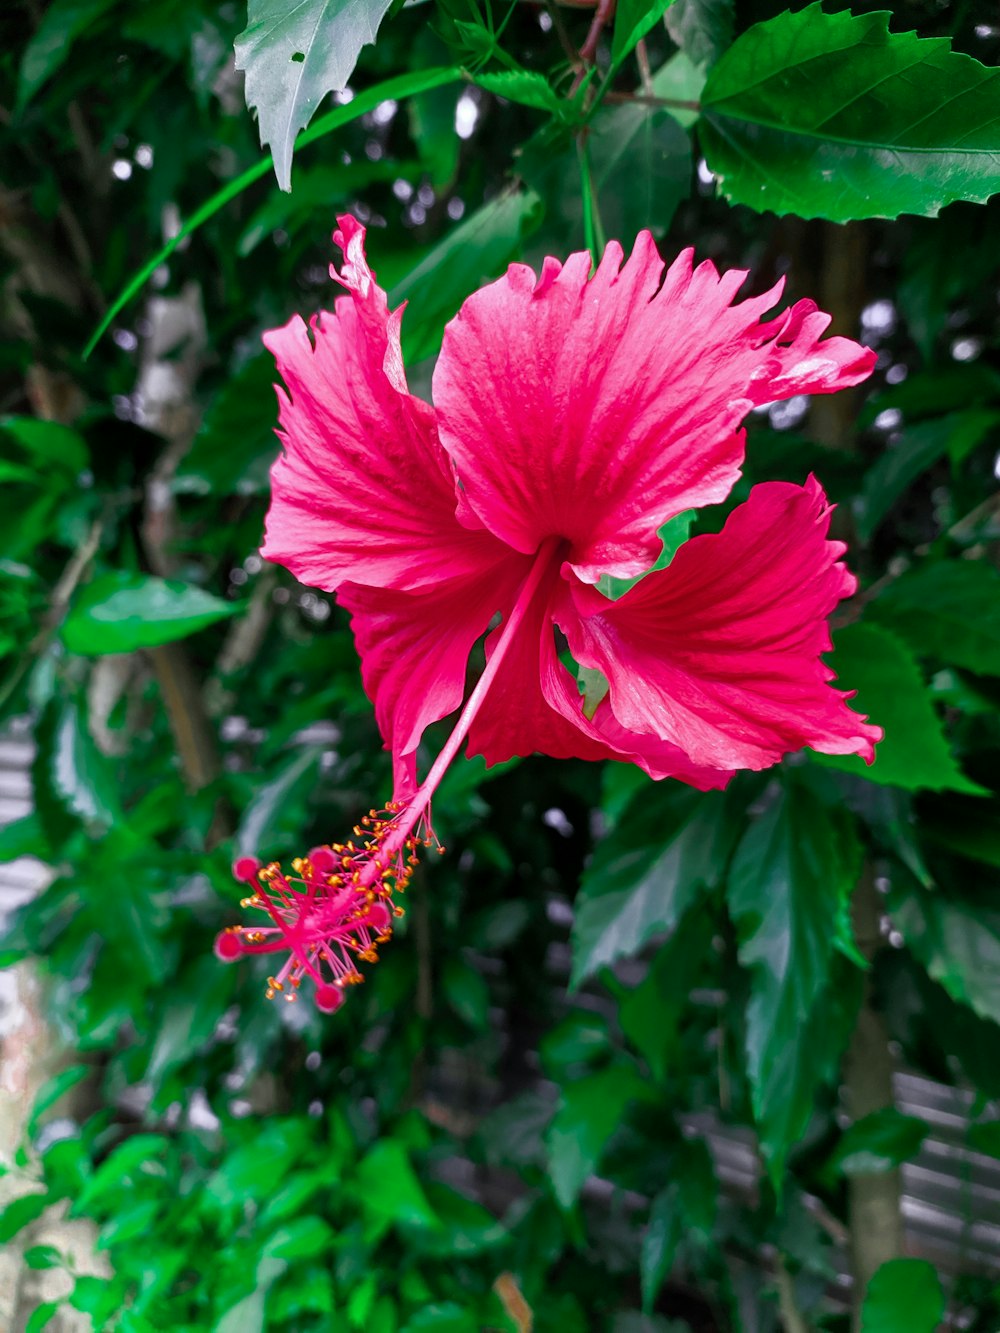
[571,783,742,984]
[665,0,733,70]
[25,1302,60,1333]
[0,811,47,864]
[700,4,1000,221]
[391,187,542,362]
[33,696,122,836]
[641,1141,715,1311]
[599,512,694,600]
[611,0,676,69]
[587,99,691,243]
[814,624,984,794]
[262,1216,335,1261]
[728,778,862,1178]
[83,66,461,356]
[473,70,563,116]
[236,0,397,191]
[0,417,88,474]
[0,1191,49,1243]
[235,747,323,860]
[175,356,278,495]
[829,1109,929,1177]
[22,1245,64,1271]
[889,880,1000,1026]
[62,571,239,656]
[858,411,1000,541]
[16,0,117,110]
[28,1065,92,1137]
[617,912,714,1081]
[546,1064,648,1208]
[968,1120,1000,1159]
[353,1140,440,1232]
[868,560,1000,678]
[860,1258,945,1333]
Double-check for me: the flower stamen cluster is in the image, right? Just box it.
[215,801,443,1013]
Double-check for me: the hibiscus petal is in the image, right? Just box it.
[337,550,530,763]
[558,478,882,770]
[434,234,875,584]
[261,216,492,594]
[466,574,733,791]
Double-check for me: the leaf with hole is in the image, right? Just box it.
[235,0,397,190]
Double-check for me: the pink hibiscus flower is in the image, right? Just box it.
[215,217,880,1011]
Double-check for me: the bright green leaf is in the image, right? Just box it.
[235,0,396,190]
[0,1191,49,1244]
[0,417,88,473]
[62,572,239,656]
[701,4,1000,221]
[814,624,984,794]
[612,0,676,69]
[354,1140,440,1232]
[474,70,563,116]
[860,1258,945,1333]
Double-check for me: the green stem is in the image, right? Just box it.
[83,65,463,359]
[577,134,606,261]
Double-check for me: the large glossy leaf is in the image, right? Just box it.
[700,4,1000,221]
[814,624,984,794]
[62,572,239,655]
[611,0,676,69]
[571,782,744,985]
[868,560,1000,677]
[859,1258,944,1333]
[235,0,396,191]
[728,778,862,1177]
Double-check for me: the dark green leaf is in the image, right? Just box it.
[33,697,122,836]
[611,0,676,69]
[814,624,984,794]
[830,1109,929,1176]
[868,560,1000,677]
[28,1065,92,1137]
[641,1140,715,1311]
[234,747,323,860]
[16,0,117,110]
[728,778,862,1177]
[665,0,733,70]
[546,1064,648,1207]
[889,880,1000,1025]
[0,811,48,864]
[0,417,88,474]
[62,572,239,655]
[175,356,278,495]
[701,4,1000,221]
[859,1258,944,1333]
[588,100,691,242]
[572,783,743,984]
[235,0,397,191]
[858,412,1000,541]
[391,188,542,362]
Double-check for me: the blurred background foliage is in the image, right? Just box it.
[2,0,1000,1329]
